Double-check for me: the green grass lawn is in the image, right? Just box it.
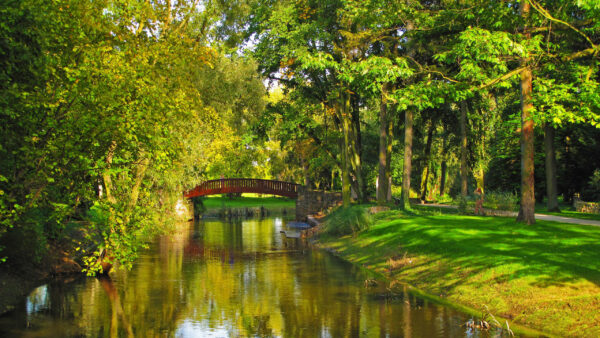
[201,194,295,209]
[317,207,600,337]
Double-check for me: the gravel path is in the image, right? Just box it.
[419,203,600,227]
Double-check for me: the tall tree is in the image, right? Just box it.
[516,0,536,225]
[544,124,560,212]
[420,116,436,202]
[378,84,390,204]
[401,108,414,209]
[459,101,470,199]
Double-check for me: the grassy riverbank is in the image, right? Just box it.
[316,207,600,337]
[201,195,295,209]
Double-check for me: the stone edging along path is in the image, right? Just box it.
[421,203,600,227]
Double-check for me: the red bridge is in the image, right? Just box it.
[184,178,300,199]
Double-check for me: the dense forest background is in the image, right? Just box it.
[1,0,599,271]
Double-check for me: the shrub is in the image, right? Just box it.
[0,208,49,267]
[434,193,453,204]
[484,191,518,211]
[457,195,468,213]
[582,170,600,201]
[322,206,372,236]
[191,197,206,217]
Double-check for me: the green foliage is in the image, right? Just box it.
[434,194,454,204]
[483,191,518,211]
[457,195,468,214]
[2,0,600,272]
[0,0,265,271]
[322,206,372,236]
[192,197,206,217]
[0,208,49,266]
[583,169,600,201]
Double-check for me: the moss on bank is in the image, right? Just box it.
[315,207,600,337]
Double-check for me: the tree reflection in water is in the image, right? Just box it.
[1,217,471,337]
[97,275,133,338]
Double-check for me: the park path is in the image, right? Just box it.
[420,203,600,227]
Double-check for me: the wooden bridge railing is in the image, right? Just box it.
[184,178,300,199]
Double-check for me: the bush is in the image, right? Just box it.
[0,209,49,267]
[484,191,518,211]
[457,195,468,213]
[322,206,372,236]
[582,170,600,201]
[191,197,206,217]
[434,193,453,204]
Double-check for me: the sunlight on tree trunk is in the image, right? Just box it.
[401,109,414,209]
[517,0,536,225]
[420,119,435,201]
[341,96,351,208]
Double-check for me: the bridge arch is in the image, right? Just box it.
[184,178,300,199]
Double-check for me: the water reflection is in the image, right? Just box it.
[1,217,480,337]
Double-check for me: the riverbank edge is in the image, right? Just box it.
[0,270,43,315]
[200,206,293,218]
[0,251,84,316]
[305,215,551,338]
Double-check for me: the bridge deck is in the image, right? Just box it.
[184,178,299,199]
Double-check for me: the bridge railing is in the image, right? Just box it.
[184,178,300,199]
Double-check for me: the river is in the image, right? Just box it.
[0,217,488,337]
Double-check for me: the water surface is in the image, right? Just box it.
[1,217,488,337]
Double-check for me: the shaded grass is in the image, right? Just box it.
[317,208,600,337]
[201,195,295,209]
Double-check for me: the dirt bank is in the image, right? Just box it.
[0,245,82,315]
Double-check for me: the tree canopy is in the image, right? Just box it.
[1,0,600,270]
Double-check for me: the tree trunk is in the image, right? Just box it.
[102,140,118,205]
[544,123,560,212]
[420,119,435,201]
[516,1,536,225]
[331,168,336,192]
[428,170,438,201]
[401,109,414,209]
[386,105,393,201]
[128,156,150,209]
[341,96,351,207]
[459,101,468,198]
[378,84,389,205]
[439,133,447,196]
[301,157,311,189]
[350,94,365,202]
